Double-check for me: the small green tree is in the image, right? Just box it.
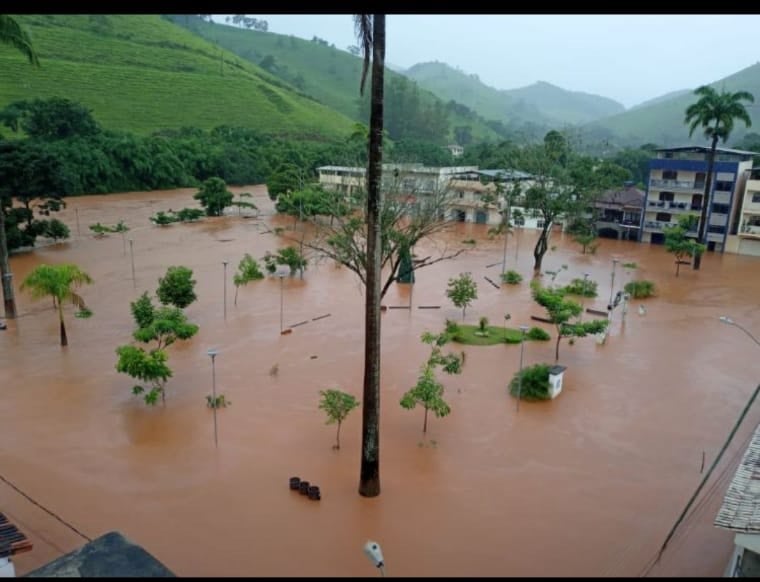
[664,215,705,277]
[501,270,522,285]
[157,266,197,308]
[132,306,199,350]
[233,253,264,305]
[20,263,93,346]
[400,331,462,434]
[194,177,234,217]
[563,277,598,298]
[276,246,307,278]
[400,366,452,434]
[150,211,178,226]
[318,388,360,450]
[175,208,204,222]
[478,316,489,334]
[130,291,155,329]
[531,282,608,362]
[446,272,478,321]
[115,345,172,405]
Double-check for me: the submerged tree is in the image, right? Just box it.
[20,263,93,347]
[446,272,478,321]
[531,282,608,362]
[156,266,197,308]
[115,345,172,406]
[194,176,234,216]
[318,388,360,450]
[664,214,705,277]
[400,330,462,434]
[233,253,264,305]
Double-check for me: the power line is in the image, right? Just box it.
[0,472,92,543]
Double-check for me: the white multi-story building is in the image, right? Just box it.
[729,167,760,257]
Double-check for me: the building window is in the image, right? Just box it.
[752,193,760,203]
[656,212,671,222]
[708,225,726,234]
[536,219,545,229]
[659,191,674,202]
[714,180,733,192]
[662,170,678,180]
[458,191,464,199]
[711,203,730,215]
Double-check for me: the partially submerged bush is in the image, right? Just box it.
[527,326,550,341]
[624,279,656,299]
[501,269,523,285]
[563,277,598,298]
[509,363,552,401]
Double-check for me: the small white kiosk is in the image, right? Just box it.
[548,365,567,399]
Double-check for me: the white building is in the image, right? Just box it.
[729,167,760,257]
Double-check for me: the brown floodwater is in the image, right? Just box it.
[2,186,760,577]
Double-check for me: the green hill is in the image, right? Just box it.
[167,16,503,143]
[585,63,760,147]
[404,61,624,128]
[0,15,354,138]
[503,81,624,124]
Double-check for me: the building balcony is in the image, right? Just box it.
[649,178,705,192]
[643,220,698,234]
[646,200,703,212]
[739,225,760,239]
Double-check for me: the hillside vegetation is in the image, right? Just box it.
[585,62,760,146]
[0,15,354,138]
[405,61,624,128]
[168,16,504,144]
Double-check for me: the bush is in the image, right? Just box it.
[527,327,550,341]
[478,316,489,333]
[563,277,598,298]
[625,279,656,299]
[509,363,552,401]
[444,319,460,335]
[501,270,522,285]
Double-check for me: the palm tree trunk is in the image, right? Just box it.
[423,407,428,433]
[336,421,342,450]
[555,334,561,363]
[0,203,17,318]
[693,134,718,270]
[58,300,68,347]
[358,13,385,499]
[234,285,239,306]
[533,226,549,272]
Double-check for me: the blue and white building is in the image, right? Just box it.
[641,146,755,253]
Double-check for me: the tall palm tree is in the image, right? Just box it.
[21,263,92,347]
[684,85,754,270]
[355,14,385,498]
[0,14,40,319]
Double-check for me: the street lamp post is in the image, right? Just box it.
[207,348,219,448]
[719,316,760,348]
[279,273,286,334]
[516,324,529,412]
[223,261,228,320]
[128,239,136,289]
[608,258,619,308]
[580,272,590,322]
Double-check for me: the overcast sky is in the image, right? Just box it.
[214,14,760,109]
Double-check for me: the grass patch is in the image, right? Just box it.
[624,279,656,298]
[452,324,543,346]
[501,269,522,284]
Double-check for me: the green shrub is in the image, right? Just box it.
[509,363,552,401]
[478,316,489,333]
[444,319,460,335]
[462,238,476,245]
[622,262,638,269]
[624,279,656,299]
[527,327,550,341]
[563,277,598,298]
[501,270,522,285]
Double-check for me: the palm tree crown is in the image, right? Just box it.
[0,15,40,66]
[685,85,754,143]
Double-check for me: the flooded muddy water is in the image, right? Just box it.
[2,186,760,576]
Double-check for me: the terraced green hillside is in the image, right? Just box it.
[169,16,503,143]
[0,15,354,138]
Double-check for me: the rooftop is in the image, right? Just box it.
[595,184,646,208]
[26,531,175,577]
[715,420,760,533]
[656,146,757,156]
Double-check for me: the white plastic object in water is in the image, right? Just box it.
[363,540,384,568]
[0,557,16,578]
